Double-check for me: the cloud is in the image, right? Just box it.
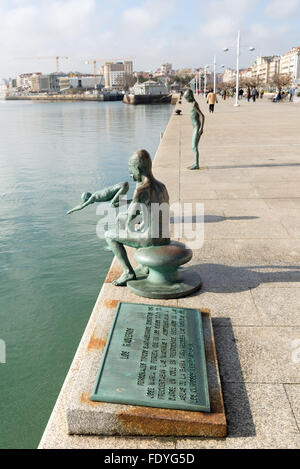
[265,0,300,18]
[47,0,96,34]
[0,0,97,71]
[121,0,176,33]
[207,0,257,16]
[0,0,299,79]
[202,16,236,38]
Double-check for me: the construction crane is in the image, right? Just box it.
[85,57,135,87]
[14,56,69,74]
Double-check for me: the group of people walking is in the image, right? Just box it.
[201,85,297,114]
[203,86,264,114]
[245,87,264,102]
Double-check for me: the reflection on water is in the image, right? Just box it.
[0,100,172,448]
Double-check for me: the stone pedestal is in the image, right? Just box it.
[127,242,202,299]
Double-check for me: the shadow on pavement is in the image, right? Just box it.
[208,163,300,170]
[192,263,300,293]
[170,215,259,224]
[213,318,256,438]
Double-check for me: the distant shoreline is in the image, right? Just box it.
[5,94,123,102]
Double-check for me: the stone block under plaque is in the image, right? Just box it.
[66,302,227,437]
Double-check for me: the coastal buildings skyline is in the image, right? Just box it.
[2,43,299,97]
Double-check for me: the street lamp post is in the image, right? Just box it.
[224,31,255,107]
[204,65,209,95]
[213,55,217,93]
[235,31,241,107]
[205,57,225,94]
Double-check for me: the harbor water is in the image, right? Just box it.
[0,100,172,449]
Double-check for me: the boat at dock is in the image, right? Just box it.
[123,80,171,105]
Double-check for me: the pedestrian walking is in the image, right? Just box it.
[259,89,264,99]
[252,87,258,102]
[207,88,218,113]
[289,88,295,102]
[246,87,251,102]
[221,89,226,100]
[238,89,244,100]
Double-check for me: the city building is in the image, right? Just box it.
[31,74,63,93]
[239,68,252,81]
[280,46,300,81]
[103,61,133,88]
[215,73,224,84]
[133,71,151,80]
[16,73,42,90]
[59,76,104,92]
[223,68,236,83]
[8,78,17,89]
[160,63,173,75]
[269,56,281,79]
[131,80,168,95]
[176,68,193,76]
[250,56,280,84]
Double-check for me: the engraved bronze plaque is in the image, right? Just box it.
[91,302,210,412]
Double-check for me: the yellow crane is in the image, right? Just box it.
[85,57,135,87]
[15,56,69,74]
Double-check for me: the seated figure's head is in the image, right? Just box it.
[184,88,195,103]
[129,149,153,182]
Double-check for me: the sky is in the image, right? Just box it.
[0,0,300,79]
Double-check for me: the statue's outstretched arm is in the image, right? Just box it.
[67,195,95,215]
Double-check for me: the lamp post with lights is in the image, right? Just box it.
[224,30,255,107]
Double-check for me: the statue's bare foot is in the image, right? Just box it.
[112,271,136,286]
[134,265,149,277]
[188,164,200,170]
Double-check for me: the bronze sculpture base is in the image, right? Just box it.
[127,268,202,299]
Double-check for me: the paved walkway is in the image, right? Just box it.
[40,97,300,449]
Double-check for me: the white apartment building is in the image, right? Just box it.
[239,68,252,80]
[223,68,236,83]
[16,73,42,90]
[160,63,173,75]
[222,47,300,87]
[251,56,280,84]
[280,46,300,80]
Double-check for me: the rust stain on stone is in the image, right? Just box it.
[80,393,104,407]
[201,308,211,314]
[117,405,226,437]
[104,299,119,309]
[87,335,106,351]
[105,267,123,283]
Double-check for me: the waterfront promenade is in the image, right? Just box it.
[40,97,300,449]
